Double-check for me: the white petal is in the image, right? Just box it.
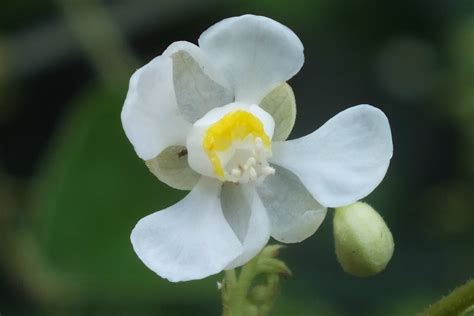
[257,165,327,243]
[221,183,270,269]
[130,178,242,282]
[121,55,191,160]
[199,14,304,103]
[163,41,234,122]
[187,102,275,178]
[271,104,393,208]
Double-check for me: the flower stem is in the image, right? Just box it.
[418,279,474,316]
[221,245,291,316]
[225,269,237,289]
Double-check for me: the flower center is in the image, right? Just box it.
[203,110,275,183]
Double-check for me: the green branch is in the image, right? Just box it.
[419,279,474,316]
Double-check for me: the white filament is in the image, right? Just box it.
[224,137,275,184]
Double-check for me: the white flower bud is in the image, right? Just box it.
[333,202,394,277]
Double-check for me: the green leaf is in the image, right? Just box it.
[259,82,296,141]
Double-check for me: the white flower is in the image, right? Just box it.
[121,14,393,282]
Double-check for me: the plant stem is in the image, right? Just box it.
[225,269,237,288]
[221,245,290,316]
[419,279,474,316]
[222,259,259,316]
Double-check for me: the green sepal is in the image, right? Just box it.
[145,145,200,191]
[259,82,297,141]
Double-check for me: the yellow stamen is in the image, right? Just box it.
[203,110,271,179]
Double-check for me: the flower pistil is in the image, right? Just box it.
[203,110,274,183]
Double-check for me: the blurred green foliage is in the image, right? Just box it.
[20,86,223,314]
[0,0,473,315]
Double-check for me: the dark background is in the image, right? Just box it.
[0,0,473,315]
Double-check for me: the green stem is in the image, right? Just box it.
[225,269,237,289]
[419,279,474,316]
[222,245,290,316]
[222,259,259,316]
[236,258,259,300]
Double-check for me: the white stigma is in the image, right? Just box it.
[224,137,275,184]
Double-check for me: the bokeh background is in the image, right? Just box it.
[1,0,473,315]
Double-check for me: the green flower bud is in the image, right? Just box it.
[249,274,279,303]
[333,202,394,277]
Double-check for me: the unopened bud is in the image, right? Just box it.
[250,275,279,303]
[333,202,394,277]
